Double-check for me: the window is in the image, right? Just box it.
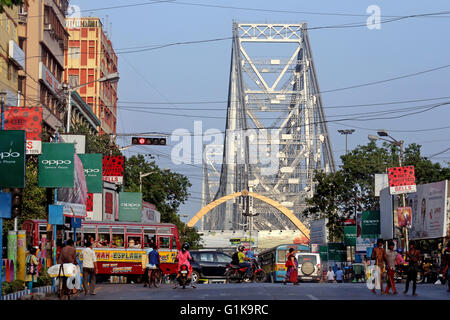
[98,227,111,247]
[191,252,200,261]
[68,75,79,87]
[158,236,170,249]
[297,255,317,265]
[68,47,80,60]
[200,253,214,262]
[112,227,124,247]
[126,227,142,234]
[158,227,171,235]
[143,234,156,248]
[216,253,232,263]
[127,236,142,249]
[277,250,287,263]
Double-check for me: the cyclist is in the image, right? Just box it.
[173,242,196,289]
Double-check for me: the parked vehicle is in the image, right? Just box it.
[258,244,310,282]
[189,250,233,283]
[225,258,266,283]
[295,252,322,282]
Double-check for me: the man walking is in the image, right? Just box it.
[80,241,97,296]
[404,241,421,296]
[326,267,335,283]
[335,267,344,283]
[58,239,77,265]
[371,239,388,294]
[385,241,398,294]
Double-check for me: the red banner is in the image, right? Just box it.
[4,107,42,154]
[102,156,124,184]
[387,166,416,195]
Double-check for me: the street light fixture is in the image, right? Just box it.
[64,72,120,133]
[338,129,355,154]
[139,171,153,193]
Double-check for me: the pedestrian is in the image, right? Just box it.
[332,264,338,274]
[80,241,97,296]
[326,266,335,283]
[370,239,388,294]
[404,241,421,296]
[25,247,39,292]
[335,267,344,283]
[147,243,160,288]
[385,241,398,294]
[58,239,77,265]
[441,241,450,292]
[283,248,298,285]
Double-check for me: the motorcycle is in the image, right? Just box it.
[177,264,191,289]
[394,264,424,284]
[225,258,266,283]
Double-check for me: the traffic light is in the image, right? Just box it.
[4,188,23,217]
[131,137,166,146]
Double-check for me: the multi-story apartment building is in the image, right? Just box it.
[65,17,118,134]
[23,0,69,136]
[0,4,26,107]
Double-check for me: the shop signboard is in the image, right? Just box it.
[319,245,328,261]
[361,211,380,239]
[118,192,142,222]
[309,218,328,245]
[103,156,124,184]
[0,130,26,188]
[344,225,357,246]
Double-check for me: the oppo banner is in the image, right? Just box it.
[0,130,26,188]
[79,153,103,193]
[4,107,42,155]
[344,225,357,246]
[38,143,75,187]
[118,192,142,222]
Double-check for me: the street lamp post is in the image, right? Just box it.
[139,171,153,193]
[368,130,408,249]
[63,72,119,133]
[338,129,355,154]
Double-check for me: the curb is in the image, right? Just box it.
[1,286,55,300]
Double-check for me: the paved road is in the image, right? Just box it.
[76,282,450,300]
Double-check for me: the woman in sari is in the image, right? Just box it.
[283,248,299,285]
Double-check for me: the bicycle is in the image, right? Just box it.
[56,264,79,300]
[146,267,163,287]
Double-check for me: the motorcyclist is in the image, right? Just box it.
[173,242,196,289]
[237,245,252,279]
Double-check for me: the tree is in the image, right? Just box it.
[303,141,450,241]
[71,123,121,156]
[0,0,23,13]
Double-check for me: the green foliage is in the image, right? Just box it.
[1,279,26,295]
[0,0,23,13]
[303,141,450,241]
[36,269,52,287]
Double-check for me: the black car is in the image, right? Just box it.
[190,250,233,283]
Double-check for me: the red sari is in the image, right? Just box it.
[285,254,298,284]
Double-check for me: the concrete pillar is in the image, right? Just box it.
[7,231,17,279]
[16,231,26,281]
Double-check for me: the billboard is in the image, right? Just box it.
[0,130,26,188]
[60,134,86,154]
[388,166,416,195]
[103,181,118,222]
[328,243,346,262]
[38,143,75,187]
[408,180,448,240]
[361,211,380,239]
[4,107,42,154]
[142,202,161,224]
[79,153,103,193]
[344,225,357,246]
[103,156,124,184]
[86,193,102,221]
[257,230,309,250]
[118,192,142,222]
[309,218,328,245]
[380,187,394,239]
[375,173,389,197]
[397,207,412,228]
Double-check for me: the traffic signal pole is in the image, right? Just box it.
[0,91,5,300]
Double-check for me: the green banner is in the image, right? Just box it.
[319,245,328,262]
[328,243,346,262]
[119,192,142,222]
[361,211,380,239]
[344,225,357,246]
[0,130,26,188]
[38,143,75,187]
[79,153,103,193]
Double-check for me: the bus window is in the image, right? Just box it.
[158,236,171,249]
[277,249,287,263]
[127,236,142,249]
[144,234,156,248]
[112,227,124,248]
[98,227,111,247]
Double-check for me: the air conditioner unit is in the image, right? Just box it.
[44,23,52,31]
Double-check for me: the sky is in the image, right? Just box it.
[71,0,450,224]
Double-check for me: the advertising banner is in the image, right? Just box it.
[388,166,416,195]
[38,143,75,187]
[0,191,12,218]
[397,207,412,228]
[79,153,103,193]
[118,192,142,222]
[257,230,309,249]
[86,193,102,221]
[103,156,124,184]
[57,154,87,218]
[375,173,389,197]
[319,245,328,261]
[328,243,346,262]
[309,218,328,245]
[103,181,118,222]
[380,187,394,239]
[408,180,448,240]
[361,211,380,239]
[4,107,42,154]
[0,130,26,188]
[60,134,86,154]
[344,225,357,246]
[142,201,161,224]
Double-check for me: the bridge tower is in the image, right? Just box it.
[202,22,335,231]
